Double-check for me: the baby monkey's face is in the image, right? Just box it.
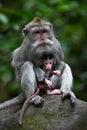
[43,58,53,70]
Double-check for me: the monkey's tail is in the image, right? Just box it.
[19,88,40,126]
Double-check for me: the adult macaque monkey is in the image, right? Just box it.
[12,17,76,107]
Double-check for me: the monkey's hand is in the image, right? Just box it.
[61,90,76,104]
[50,75,60,88]
[45,78,53,89]
[30,95,44,107]
[52,70,61,76]
[34,67,45,82]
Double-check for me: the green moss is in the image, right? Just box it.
[19,111,58,130]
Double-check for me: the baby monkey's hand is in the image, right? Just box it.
[45,78,53,89]
[52,70,61,76]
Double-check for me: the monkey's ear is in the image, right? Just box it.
[53,58,56,64]
[50,24,53,31]
[22,28,28,36]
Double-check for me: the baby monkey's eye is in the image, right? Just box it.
[45,62,48,65]
[49,62,52,64]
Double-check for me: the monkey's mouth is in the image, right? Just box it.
[38,39,54,48]
[33,39,55,60]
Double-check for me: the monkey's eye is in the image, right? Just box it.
[35,29,48,34]
[45,62,48,65]
[42,30,47,33]
[49,62,52,64]
[35,31,40,34]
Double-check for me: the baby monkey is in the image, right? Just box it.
[38,54,62,95]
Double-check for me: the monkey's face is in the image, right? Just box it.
[22,19,57,61]
[23,24,53,44]
[44,59,53,70]
[31,25,53,42]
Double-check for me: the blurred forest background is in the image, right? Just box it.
[0,0,87,102]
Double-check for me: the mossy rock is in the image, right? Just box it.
[0,95,87,130]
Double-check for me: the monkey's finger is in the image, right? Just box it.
[70,95,76,104]
[52,71,61,76]
[38,76,45,82]
[70,92,76,104]
[31,95,42,104]
[62,93,70,99]
[71,97,76,104]
[62,93,66,99]
[33,97,44,107]
[48,84,53,89]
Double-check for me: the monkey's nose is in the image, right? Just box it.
[40,36,45,41]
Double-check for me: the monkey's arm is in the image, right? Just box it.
[51,61,65,87]
[12,47,27,81]
[34,66,45,82]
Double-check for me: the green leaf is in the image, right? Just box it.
[1,72,12,82]
[0,13,9,24]
[49,0,64,4]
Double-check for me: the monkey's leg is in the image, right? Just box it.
[60,64,76,103]
[21,61,37,98]
[21,61,44,104]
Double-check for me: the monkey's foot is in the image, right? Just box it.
[62,92,76,104]
[30,95,44,107]
[47,89,62,95]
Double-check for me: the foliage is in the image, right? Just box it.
[0,0,87,100]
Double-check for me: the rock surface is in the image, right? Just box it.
[0,95,87,130]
